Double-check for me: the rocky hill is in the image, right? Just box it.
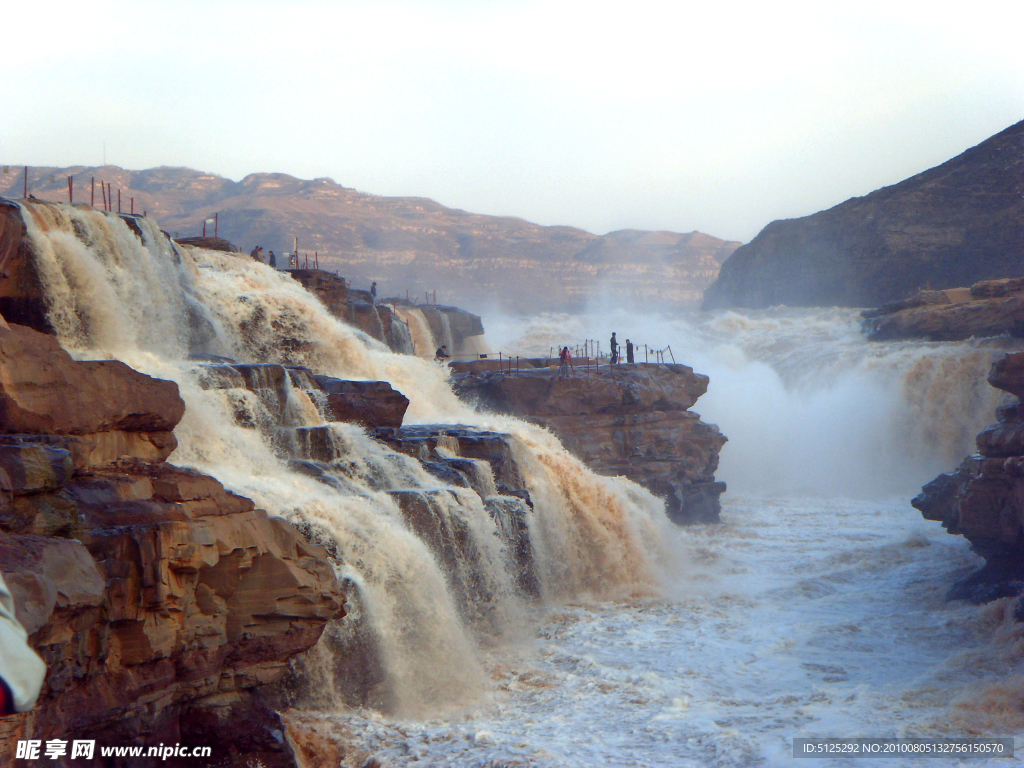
[703,119,1024,310]
[0,166,738,314]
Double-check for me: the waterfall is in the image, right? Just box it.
[16,202,677,715]
[488,307,1015,498]
[393,306,438,359]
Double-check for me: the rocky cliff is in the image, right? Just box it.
[0,322,345,767]
[862,278,1024,342]
[0,167,739,314]
[452,363,727,524]
[703,119,1024,310]
[912,352,1024,602]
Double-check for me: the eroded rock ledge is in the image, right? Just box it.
[0,323,344,768]
[913,351,1024,602]
[452,363,727,524]
[862,278,1024,342]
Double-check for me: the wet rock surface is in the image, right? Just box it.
[913,350,1024,602]
[0,325,345,768]
[452,364,727,524]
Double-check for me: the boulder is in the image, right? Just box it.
[0,324,184,435]
[313,376,409,429]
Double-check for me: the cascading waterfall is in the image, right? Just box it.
[394,305,439,359]
[488,307,1016,498]
[16,202,678,715]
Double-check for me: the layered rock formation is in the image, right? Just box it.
[0,323,345,767]
[0,167,740,314]
[862,278,1024,342]
[704,119,1024,310]
[913,352,1024,602]
[452,363,727,524]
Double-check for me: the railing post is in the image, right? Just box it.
[23,166,27,198]
[68,176,72,203]
[91,177,95,206]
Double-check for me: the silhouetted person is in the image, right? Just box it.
[250,245,264,263]
[609,332,619,365]
[435,344,451,361]
[371,282,377,303]
[268,251,277,269]
[558,346,572,378]
[626,339,634,364]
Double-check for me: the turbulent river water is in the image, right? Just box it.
[18,203,1024,767]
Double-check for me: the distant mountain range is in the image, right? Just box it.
[0,166,739,314]
[703,119,1024,310]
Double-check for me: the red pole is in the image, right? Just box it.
[202,220,206,237]
[101,182,107,210]
[117,189,121,213]
[130,197,134,214]
[68,176,72,203]
[315,251,318,269]
[91,177,95,206]
[108,184,112,212]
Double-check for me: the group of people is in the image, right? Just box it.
[249,245,278,268]
[557,332,636,377]
[609,332,635,365]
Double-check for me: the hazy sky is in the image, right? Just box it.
[4,0,1023,242]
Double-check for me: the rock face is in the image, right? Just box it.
[0,324,345,767]
[863,278,1024,342]
[704,119,1024,310]
[913,351,1024,602]
[452,363,727,524]
[285,268,414,354]
[1,168,740,314]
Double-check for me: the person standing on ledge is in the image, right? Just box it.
[268,250,277,269]
[558,345,572,378]
[371,281,377,303]
[435,344,451,362]
[250,245,264,263]
[626,339,634,364]
[610,332,619,365]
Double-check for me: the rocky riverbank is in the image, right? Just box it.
[0,322,345,768]
[913,352,1024,602]
[452,363,727,524]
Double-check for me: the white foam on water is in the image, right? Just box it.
[17,202,678,717]
[323,496,1024,767]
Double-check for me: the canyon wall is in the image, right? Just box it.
[703,119,1024,310]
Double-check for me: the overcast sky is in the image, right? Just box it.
[4,0,1023,242]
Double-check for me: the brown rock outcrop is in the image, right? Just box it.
[312,376,409,429]
[0,324,345,767]
[913,351,1024,602]
[452,364,727,524]
[198,362,410,430]
[863,278,1024,342]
